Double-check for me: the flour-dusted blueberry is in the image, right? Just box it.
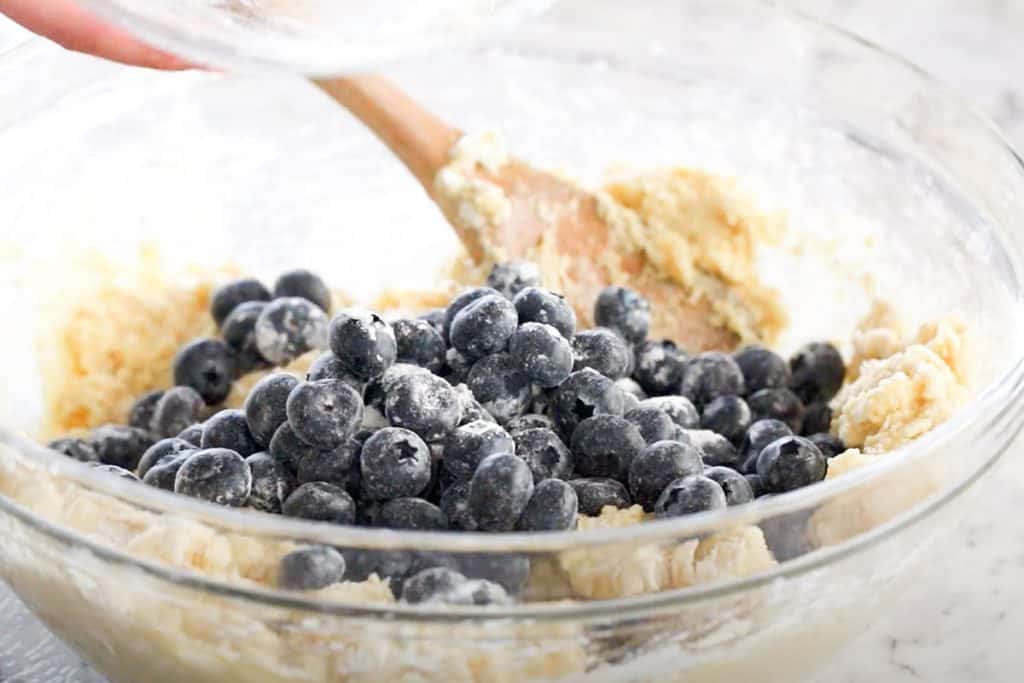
[654,475,728,518]
[733,346,790,395]
[594,286,651,343]
[385,372,462,442]
[512,287,576,339]
[449,294,518,360]
[142,452,192,491]
[418,308,446,336]
[278,546,346,591]
[487,261,542,300]
[511,427,573,482]
[637,396,699,430]
[211,278,271,327]
[550,368,627,439]
[509,322,573,388]
[243,373,299,447]
[283,481,357,524]
[570,415,645,481]
[48,437,100,464]
[747,388,805,433]
[92,464,141,481]
[745,473,766,498]
[808,433,845,459]
[506,414,554,434]
[632,340,684,396]
[401,567,468,604]
[286,379,364,450]
[700,395,752,444]
[739,419,793,473]
[392,318,446,373]
[426,578,511,606]
[615,378,647,404]
[328,309,397,381]
[453,384,496,426]
[569,478,631,515]
[274,269,331,313]
[679,352,745,409]
[246,451,298,513]
[378,363,434,394]
[517,479,578,531]
[174,448,252,507]
[268,422,318,473]
[439,481,475,530]
[177,423,205,446]
[443,287,502,342]
[441,347,474,385]
[678,429,741,470]
[789,342,845,404]
[379,497,449,531]
[801,402,833,436]
[306,352,356,391]
[466,353,532,424]
[571,328,632,379]
[222,301,271,373]
[295,438,361,488]
[173,338,238,405]
[467,453,534,532]
[128,390,164,432]
[255,297,329,365]
[361,427,432,500]
[442,420,515,482]
[704,466,755,506]
[756,436,827,493]
[137,437,195,478]
[150,385,205,439]
[624,406,677,445]
[628,441,704,511]
[89,425,155,471]
[201,409,261,457]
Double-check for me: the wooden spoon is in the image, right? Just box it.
[314,75,738,351]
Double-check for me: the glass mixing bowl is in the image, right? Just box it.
[2,1,1024,681]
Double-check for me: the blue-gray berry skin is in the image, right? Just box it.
[441,347,474,385]
[801,402,833,436]
[570,478,631,515]
[466,353,532,425]
[624,406,677,445]
[440,579,512,606]
[632,340,685,396]
[449,294,519,360]
[733,346,790,395]
[679,352,746,409]
[379,497,449,531]
[745,474,766,498]
[177,423,205,446]
[222,301,271,374]
[393,318,446,373]
[329,309,398,381]
[278,546,346,591]
[340,549,413,592]
[48,438,100,464]
[756,436,827,493]
[142,452,192,491]
[402,567,468,604]
[594,286,651,344]
[268,422,318,473]
[512,287,576,339]
[246,451,298,513]
[615,378,647,403]
[174,448,252,507]
[211,278,271,327]
[678,429,741,470]
[453,385,496,426]
[704,466,755,506]
[700,395,752,444]
[254,297,329,365]
[747,388,805,433]
[517,479,578,531]
[628,441,704,511]
[571,328,632,380]
[197,409,258,457]
[295,438,361,488]
[418,308,446,336]
[788,342,845,404]
[274,269,331,313]
[512,428,573,482]
[439,481,475,530]
[486,261,542,300]
[570,415,645,481]
[506,414,554,434]
[454,553,531,595]
[655,475,728,518]
[92,464,141,481]
[282,481,356,524]
[443,287,502,343]
[508,322,573,388]
[360,427,432,500]
[173,338,238,405]
[306,352,362,392]
[89,425,155,471]
[150,386,205,439]
[384,372,462,442]
[285,379,364,450]
[807,433,845,459]
[378,363,433,396]
[442,420,515,482]
[550,368,627,440]
[637,396,699,430]
[128,390,164,432]
[244,373,300,447]
[468,453,534,532]
[137,437,195,478]
[739,419,793,473]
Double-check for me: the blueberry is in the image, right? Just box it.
[378,363,433,393]
[677,429,741,470]
[700,395,752,444]
[466,353,532,424]
[679,352,746,409]
[452,553,531,596]
[569,478,631,515]
[273,269,331,313]
[379,497,449,531]
[703,466,755,506]
[441,347,474,385]
[747,388,805,433]
[571,328,631,379]
[285,379,364,450]
[328,309,398,381]
[506,414,554,434]
[173,338,238,406]
[594,286,651,343]
[246,451,298,513]
[439,579,512,606]
[756,436,827,493]
[486,261,542,300]
[222,301,271,373]
[511,427,573,482]
[517,479,578,531]
[142,452,192,491]
[453,384,496,425]
[91,464,140,481]
[550,368,627,439]
[128,390,164,432]
[801,402,833,436]
[449,294,518,360]
[418,308,446,336]
[636,396,699,430]
[268,422,318,473]
[401,567,468,604]
[255,298,329,365]
[392,318,446,373]
[278,546,346,591]
[745,473,766,498]
[624,406,677,445]
[807,433,845,459]
[467,453,534,532]
[631,340,684,396]
[150,386,205,439]
[360,427,432,500]
[306,351,358,387]
[89,425,155,471]
[243,373,300,447]
[439,481,475,530]
[442,420,515,482]
[733,346,790,395]
[739,419,793,473]
[282,481,357,524]
[628,441,704,511]
[295,438,361,488]
[201,409,261,457]
[48,437,99,464]
[210,278,271,327]
[174,448,252,507]
[615,377,648,403]
[137,437,195,478]
[509,322,573,388]
[788,342,845,403]
[512,287,576,338]
[443,287,502,343]
[385,372,461,442]
[571,415,645,481]
[177,423,205,446]
[654,475,728,518]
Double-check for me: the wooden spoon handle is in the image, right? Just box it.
[313,76,461,194]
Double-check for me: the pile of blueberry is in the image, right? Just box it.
[47,261,847,601]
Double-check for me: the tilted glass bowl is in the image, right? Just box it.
[2,1,1024,681]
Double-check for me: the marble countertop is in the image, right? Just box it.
[1,2,1022,682]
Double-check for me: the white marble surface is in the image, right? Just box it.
[0,2,1023,682]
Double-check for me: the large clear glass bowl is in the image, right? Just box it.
[2,1,1024,681]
